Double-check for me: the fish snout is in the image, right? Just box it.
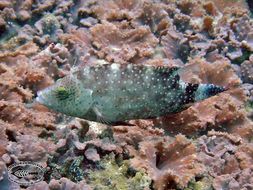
[35,89,51,106]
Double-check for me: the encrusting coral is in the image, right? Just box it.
[197,131,253,190]
[131,135,204,190]
[87,153,152,190]
[0,0,253,189]
[241,55,253,84]
[90,22,158,63]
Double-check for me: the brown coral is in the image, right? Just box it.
[0,54,56,130]
[154,87,246,136]
[206,0,249,13]
[27,178,91,190]
[6,134,57,164]
[90,22,158,63]
[80,0,143,22]
[131,135,204,190]
[0,41,39,59]
[0,123,8,156]
[134,1,171,36]
[113,120,162,143]
[0,101,56,129]
[235,143,253,170]
[161,29,189,63]
[241,56,253,84]
[59,28,93,67]
[197,131,253,190]
[197,132,241,177]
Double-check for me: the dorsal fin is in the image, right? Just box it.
[151,66,180,82]
[153,66,179,74]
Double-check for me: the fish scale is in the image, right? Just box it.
[77,64,182,120]
[36,63,226,123]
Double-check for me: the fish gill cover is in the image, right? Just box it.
[0,0,252,190]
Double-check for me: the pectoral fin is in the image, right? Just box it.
[182,103,194,109]
[92,105,111,125]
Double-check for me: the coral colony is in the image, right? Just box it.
[0,0,253,190]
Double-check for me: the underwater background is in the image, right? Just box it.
[0,0,253,189]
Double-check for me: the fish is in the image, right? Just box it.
[36,63,226,124]
[14,169,39,178]
[14,170,29,178]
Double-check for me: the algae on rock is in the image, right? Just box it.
[87,153,151,190]
[184,177,213,190]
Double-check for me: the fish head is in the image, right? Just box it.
[36,74,93,117]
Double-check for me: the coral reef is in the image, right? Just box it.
[0,0,252,189]
[90,22,158,63]
[130,135,204,190]
[87,153,152,190]
[197,131,253,190]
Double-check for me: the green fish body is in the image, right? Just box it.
[36,63,226,123]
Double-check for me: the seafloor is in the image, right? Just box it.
[0,0,253,190]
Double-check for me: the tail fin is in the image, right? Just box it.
[183,83,227,104]
[194,84,227,102]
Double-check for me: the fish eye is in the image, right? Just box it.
[55,86,72,101]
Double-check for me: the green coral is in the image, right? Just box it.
[47,155,85,182]
[87,153,151,190]
[231,49,251,65]
[60,156,85,182]
[184,177,213,190]
[245,100,253,113]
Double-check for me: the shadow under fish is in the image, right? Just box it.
[35,63,227,124]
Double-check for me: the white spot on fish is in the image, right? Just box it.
[127,64,133,70]
[111,63,120,70]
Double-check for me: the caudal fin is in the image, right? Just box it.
[182,83,227,104]
[194,84,227,101]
